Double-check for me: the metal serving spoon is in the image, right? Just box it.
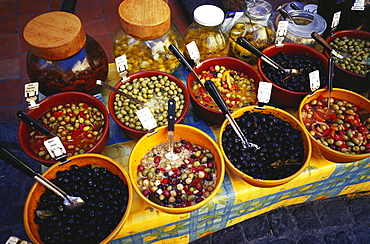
[169,44,259,150]
[165,98,179,161]
[311,32,345,59]
[0,147,84,210]
[236,37,303,79]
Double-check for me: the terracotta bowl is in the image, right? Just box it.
[298,88,370,163]
[108,71,190,140]
[186,56,262,124]
[324,30,370,93]
[257,42,328,108]
[24,153,133,244]
[18,91,109,167]
[219,105,312,187]
[128,124,225,214]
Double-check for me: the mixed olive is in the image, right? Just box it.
[113,29,183,74]
[192,65,257,111]
[137,140,217,208]
[29,103,105,160]
[329,36,370,75]
[222,111,306,180]
[301,96,370,154]
[113,75,186,131]
[35,164,129,244]
[261,52,327,93]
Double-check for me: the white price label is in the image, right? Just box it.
[276,21,288,37]
[136,107,158,131]
[351,0,365,11]
[331,11,341,29]
[309,70,321,92]
[257,81,272,104]
[44,137,66,159]
[186,41,201,66]
[24,82,39,98]
[115,55,128,79]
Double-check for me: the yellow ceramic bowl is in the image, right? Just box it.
[219,105,312,187]
[298,88,370,163]
[24,153,133,244]
[129,124,225,214]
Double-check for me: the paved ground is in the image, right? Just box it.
[1,121,370,243]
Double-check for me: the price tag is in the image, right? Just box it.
[331,11,341,29]
[275,21,288,47]
[257,81,272,104]
[44,137,67,160]
[309,70,320,92]
[136,107,158,131]
[351,0,365,11]
[24,82,39,109]
[115,55,129,82]
[186,41,201,67]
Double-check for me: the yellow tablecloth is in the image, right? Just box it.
[101,64,370,244]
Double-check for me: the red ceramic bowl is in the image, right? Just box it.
[108,71,190,140]
[324,30,370,93]
[18,91,109,167]
[186,56,262,124]
[257,43,329,107]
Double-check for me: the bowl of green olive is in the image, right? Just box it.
[108,71,190,140]
[18,91,109,167]
[324,30,370,93]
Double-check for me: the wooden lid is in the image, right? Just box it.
[23,11,86,60]
[118,0,170,39]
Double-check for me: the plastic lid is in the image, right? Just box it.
[23,11,86,60]
[287,11,327,38]
[193,5,225,27]
[118,0,171,40]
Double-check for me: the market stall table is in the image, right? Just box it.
[98,64,370,244]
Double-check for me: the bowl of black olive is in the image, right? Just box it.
[257,43,328,108]
[219,105,312,187]
[24,153,133,244]
[324,30,370,93]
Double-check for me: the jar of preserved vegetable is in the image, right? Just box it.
[183,5,229,61]
[284,10,327,49]
[24,11,108,96]
[112,0,184,74]
[228,0,276,64]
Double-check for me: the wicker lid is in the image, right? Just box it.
[23,11,86,60]
[118,0,171,40]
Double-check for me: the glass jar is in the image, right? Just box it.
[183,5,229,61]
[112,0,184,74]
[24,11,108,96]
[284,10,327,49]
[228,0,276,64]
[318,0,370,38]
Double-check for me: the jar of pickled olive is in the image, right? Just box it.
[183,5,229,61]
[24,11,108,96]
[112,0,184,74]
[284,10,327,49]
[228,0,276,64]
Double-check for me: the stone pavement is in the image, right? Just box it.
[1,121,370,243]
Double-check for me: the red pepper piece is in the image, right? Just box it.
[161,178,169,184]
[313,112,325,122]
[334,134,343,141]
[53,111,63,117]
[203,96,212,103]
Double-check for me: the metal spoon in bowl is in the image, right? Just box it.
[311,32,345,59]
[236,37,303,79]
[168,44,260,150]
[0,147,85,210]
[165,98,179,161]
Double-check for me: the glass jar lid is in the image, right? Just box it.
[245,0,272,20]
[23,11,86,61]
[193,5,225,27]
[118,0,171,40]
[287,11,327,38]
